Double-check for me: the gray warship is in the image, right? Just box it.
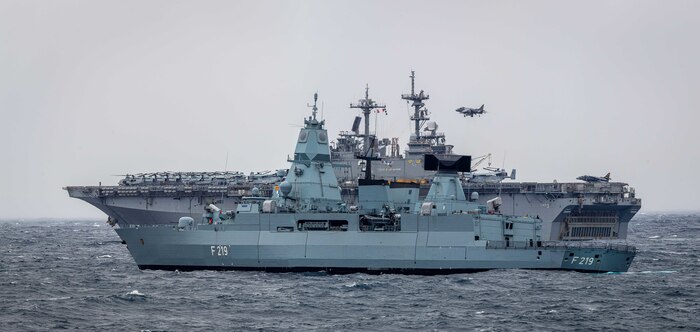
[113,96,635,273]
[65,72,641,241]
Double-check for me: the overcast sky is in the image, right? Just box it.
[1,0,698,219]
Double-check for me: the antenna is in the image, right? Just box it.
[350,84,386,155]
[307,92,319,120]
[401,70,430,140]
[224,151,229,172]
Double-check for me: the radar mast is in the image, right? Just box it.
[401,71,430,140]
[307,92,319,122]
[350,85,386,152]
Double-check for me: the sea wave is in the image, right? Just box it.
[0,214,697,331]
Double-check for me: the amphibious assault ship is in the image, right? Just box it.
[65,72,641,241]
[113,96,635,273]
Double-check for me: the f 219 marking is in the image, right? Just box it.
[210,245,229,256]
[571,256,595,265]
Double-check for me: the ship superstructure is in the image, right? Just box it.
[65,72,641,241]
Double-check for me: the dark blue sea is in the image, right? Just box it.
[1,213,698,331]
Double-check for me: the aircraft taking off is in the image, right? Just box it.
[577,173,611,183]
[455,104,486,117]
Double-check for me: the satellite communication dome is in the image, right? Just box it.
[279,181,292,197]
[425,121,438,131]
[471,192,479,201]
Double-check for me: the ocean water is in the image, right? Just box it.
[0,213,698,331]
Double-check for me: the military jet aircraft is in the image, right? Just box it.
[577,173,611,183]
[455,104,486,117]
[467,167,516,183]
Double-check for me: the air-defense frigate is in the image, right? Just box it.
[65,72,641,241]
[114,96,635,273]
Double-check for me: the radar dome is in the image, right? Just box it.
[178,217,194,229]
[471,192,479,201]
[279,181,292,197]
[251,187,260,196]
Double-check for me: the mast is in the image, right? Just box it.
[307,92,319,122]
[350,85,386,152]
[401,71,430,140]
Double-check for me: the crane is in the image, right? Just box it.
[470,153,492,172]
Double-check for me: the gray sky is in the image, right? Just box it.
[1,0,698,219]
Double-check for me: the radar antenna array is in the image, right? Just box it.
[307,92,319,120]
[401,71,431,139]
[350,85,386,153]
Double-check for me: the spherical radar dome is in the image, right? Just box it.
[279,181,292,197]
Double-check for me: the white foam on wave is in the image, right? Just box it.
[648,235,661,239]
[662,251,686,255]
[608,270,677,275]
[97,255,112,259]
[47,296,71,301]
[128,290,145,296]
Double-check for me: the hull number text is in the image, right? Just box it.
[571,256,595,265]
[211,245,229,256]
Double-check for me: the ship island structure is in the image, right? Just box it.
[66,72,641,244]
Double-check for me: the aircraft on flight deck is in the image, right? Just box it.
[577,173,611,183]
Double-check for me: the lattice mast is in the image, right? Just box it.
[401,71,430,140]
[350,85,386,152]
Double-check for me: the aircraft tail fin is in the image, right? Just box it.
[604,172,610,180]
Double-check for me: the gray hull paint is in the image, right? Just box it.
[72,194,236,226]
[70,190,638,241]
[473,193,638,240]
[115,213,634,273]
[76,89,637,274]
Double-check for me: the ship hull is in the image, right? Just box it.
[114,213,635,273]
[473,194,639,240]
